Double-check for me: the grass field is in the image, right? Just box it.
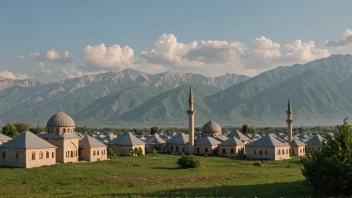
[0,154,315,198]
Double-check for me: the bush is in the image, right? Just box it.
[107,148,118,159]
[177,155,201,168]
[253,161,264,167]
[151,148,158,156]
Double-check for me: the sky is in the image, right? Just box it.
[1,0,352,82]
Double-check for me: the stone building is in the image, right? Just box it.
[228,130,251,144]
[289,139,306,156]
[109,132,145,156]
[0,131,57,168]
[0,133,11,145]
[245,133,291,160]
[218,136,245,157]
[305,134,325,153]
[194,136,221,155]
[166,132,189,153]
[145,134,166,153]
[39,109,80,163]
[79,134,107,162]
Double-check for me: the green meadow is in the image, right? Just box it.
[0,155,314,198]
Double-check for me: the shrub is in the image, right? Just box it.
[253,161,264,167]
[129,149,136,156]
[151,148,158,156]
[107,148,118,159]
[177,155,200,168]
[137,147,143,156]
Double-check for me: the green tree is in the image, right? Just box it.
[13,122,29,133]
[241,124,249,134]
[107,148,119,159]
[301,117,352,196]
[150,126,158,135]
[177,155,201,168]
[2,123,19,138]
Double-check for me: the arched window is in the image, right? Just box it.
[52,152,54,158]
[222,149,226,154]
[97,150,100,156]
[46,151,49,158]
[231,149,234,153]
[286,149,289,154]
[254,150,256,155]
[176,146,179,153]
[39,151,43,159]
[71,151,73,158]
[278,150,281,155]
[2,152,5,159]
[259,150,262,155]
[196,147,200,154]
[16,151,18,159]
[282,149,284,155]
[170,146,173,153]
[63,128,66,133]
[205,148,208,153]
[32,152,36,160]
[265,150,268,155]
[93,151,96,156]
[300,149,302,153]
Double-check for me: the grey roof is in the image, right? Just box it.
[79,134,107,148]
[0,133,12,141]
[109,132,145,146]
[220,136,244,146]
[290,139,306,146]
[145,134,166,144]
[214,135,229,142]
[0,131,56,149]
[195,136,221,146]
[166,132,189,144]
[202,120,222,134]
[47,110,75,127]
[305,134,325,146]
[228,130,251,142]
[246,133,289,147]
[38,132,81,139]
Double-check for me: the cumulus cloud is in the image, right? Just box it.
[13,56,26,60]
[32,65,84,82]
[138,34,330,74]
[83,44,134,70]
[325,29,352,48]
[30,49,73,65]
[0,71,30,80]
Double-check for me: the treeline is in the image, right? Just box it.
[1,122,45,138]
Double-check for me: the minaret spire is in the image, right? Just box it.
[187,85,195,154]
[59,104,62,112]
[286,98,293,143]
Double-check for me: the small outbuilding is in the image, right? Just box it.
[194,136,221,155]
[109,132,145,156]
[79,134,107,162]
[218,136,245,157]
[305,134,325,153]
[165,132,189,154]
[289,139,306,156]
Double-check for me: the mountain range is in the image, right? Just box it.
[1,54,352,127]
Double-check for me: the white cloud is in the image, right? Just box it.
[0,71,30,80]
[83,44,134,70]
[32,66,83,82]
[13,56,26,60]
[30,49,73,65]
[325,29,352,48]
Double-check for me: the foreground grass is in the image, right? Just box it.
[0,154,314,197]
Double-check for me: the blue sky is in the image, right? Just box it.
[1,0,352,82]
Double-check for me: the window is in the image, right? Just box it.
[205,148,208,153]
[254,150,256,155]
[16,151,18,159]
[265,150,268,155]
[176,146,179,153]
[259,150,262,155]
[278,150,281,155]
[46,151,49,158]
[282,149,284,155]
[39,151,43,159]
[52,152,54,158]
[170,146,173,152]
[231,149,234,154]
[286,149,289,154]
[93,151,96,156]
[2,152,5,159]
[182,148,185,153]
[97,150,100,156]
[196,147,200,154]
[71,151,73,158]
[222,149,226,154]
[32,152,36,160]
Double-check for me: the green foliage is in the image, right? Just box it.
[301,117,352,196]
[241,124,248,133]
[151,148,158,156]
[177,155,201,168]
[13,122,29,133]
[107,148,119,159]
[150,126,158,135]
[253,161,264,167]
[129,149,136,156]
[2,123,19,138]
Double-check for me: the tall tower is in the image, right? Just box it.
[187,86,195,154]
[286,99,293,142]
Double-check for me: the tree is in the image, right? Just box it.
[177,155,201,168]
[107,148,119,159]
[301,117,352,196]
[241,124,249,134]
[150,126,158,135]
[13,122,29,133]
[2,123,19,138]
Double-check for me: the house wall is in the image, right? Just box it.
[109,144,145,156]
[194,145,219,155]
[166,144,188,154]
[218,145,245,157]
[0,148,26,168]
[306,145,323,153]
[291,146,305,156]
[43,138,79,163]
[80,147,107,162]
[25,148,57,168]
[246,146,291,160]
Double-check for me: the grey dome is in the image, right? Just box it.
[47,111,75,127]
[202,120,222,134]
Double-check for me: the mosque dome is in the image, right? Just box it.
[201,120,222,134]
[47,110,75,127]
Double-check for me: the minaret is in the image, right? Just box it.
[187,86,195,154]
[286,99,293,142]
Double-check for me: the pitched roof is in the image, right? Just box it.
[145,134,166,144]
[228,130,251,142]
[246,133,289,147]
[38,132,81,139]
[79,134,107,148]
[195,137,221,146]
[0,131,56,149]
[290,139,306,146]
[166,132,189,144]
[220,136,244,146]
[305,134,325,146]
[109,132,145,146]
[0,133,12,141]
[214,135,229,142]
